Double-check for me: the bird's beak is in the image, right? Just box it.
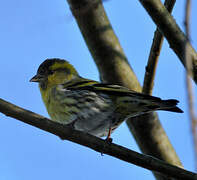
[29,74,44,82]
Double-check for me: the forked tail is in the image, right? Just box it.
[159,99,183,113]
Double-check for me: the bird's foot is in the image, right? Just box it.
[100,129,113,156]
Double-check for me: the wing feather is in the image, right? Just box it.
[62,78,163,102]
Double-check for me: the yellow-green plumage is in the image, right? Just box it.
[30,58,183,137]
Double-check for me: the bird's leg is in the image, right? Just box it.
[105,118,113,143]
[106,128,113,143]
[100,119,113,156]
[100,129,113,156]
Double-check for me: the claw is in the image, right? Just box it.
[100,128,113,156]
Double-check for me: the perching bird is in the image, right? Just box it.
[30,58,183,138]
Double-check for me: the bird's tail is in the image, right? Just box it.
[158,99,183,113]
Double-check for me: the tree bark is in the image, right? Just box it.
[139,0,197,83]
[0,98,196,180]
[67,0,183,179]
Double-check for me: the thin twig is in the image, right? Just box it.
[142,2,179,179]
[142,0,176,95]
[138,0,197,83]
[184,0,197,170]
[66,1,183,179]
[0,98,197,180]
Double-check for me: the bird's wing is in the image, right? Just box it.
[60,78,182,113]
[62,78,165,102]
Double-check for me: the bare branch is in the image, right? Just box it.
[184,0,197,170]
[142,1,178,179]
[139,0,197,84]
[142,0,176,95]
[0,97,197,180]
[66,1,182,179]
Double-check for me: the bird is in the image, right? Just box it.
[30,58,183,138]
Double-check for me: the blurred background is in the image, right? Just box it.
[0,0,196,179]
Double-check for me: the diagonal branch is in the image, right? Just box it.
[66,1,182,179]
[138,0,197,84]
[0,97,197,180]
[141,1,177,179]
[184,0,197,170]
[143,0,176,95]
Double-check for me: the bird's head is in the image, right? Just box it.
[30,58,79,90]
